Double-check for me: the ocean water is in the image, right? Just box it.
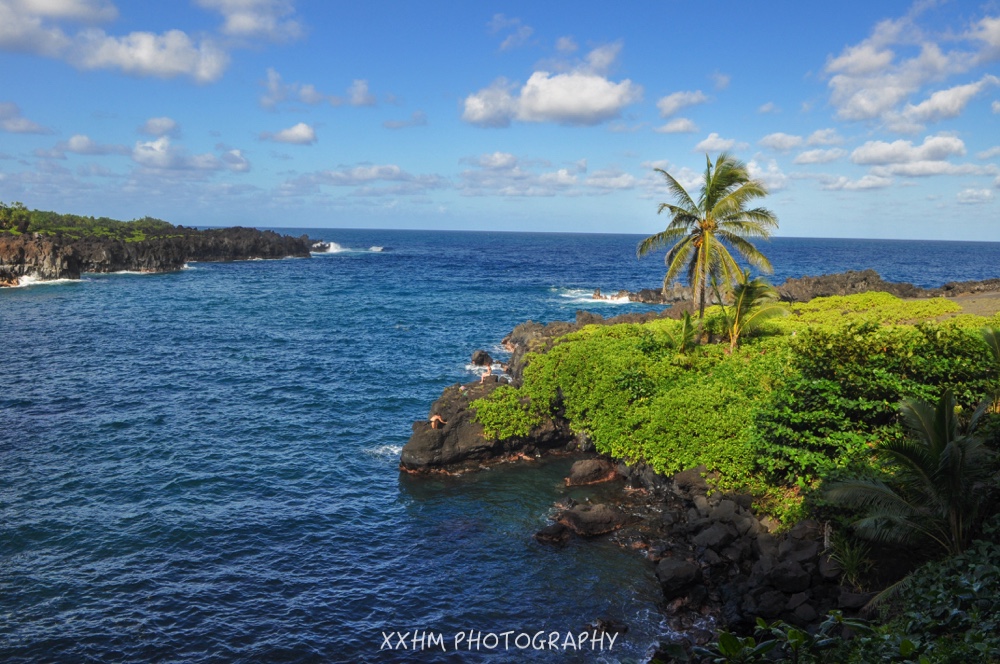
[4,230,1000,663]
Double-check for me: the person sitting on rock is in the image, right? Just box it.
[429,414,446,429]
[480,365,493,384]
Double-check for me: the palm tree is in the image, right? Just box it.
[825,390,995,556]
[715,268,788,353]
[637,153,778,319]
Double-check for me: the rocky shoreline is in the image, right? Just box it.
[398,268,1000,657]
[0,227,314,287]
[593,268,1000,306]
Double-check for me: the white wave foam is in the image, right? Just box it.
[369,246,384,252]
[363,444,403,459]
[555,288,631,305]
[6,274,78,288]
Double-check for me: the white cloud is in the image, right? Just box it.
[261,122,316,145]
[851,135,966,165]
[654,118,698,134]
[793,148,847,165]
[0,101,51,133]
[585,169,636,190]
[759,132,803,152]
[57,133,128,155]
[462,44,641,127]
[978,146,1000,159]
[820,174,893,190]
[758,102,779,113]
[656,90,708,117]
[139,116,179,137]
[806,128,843,146]
[899,75,999,124]
[823,9,1000,125]
[131,136,244,172]
[712,72,730,90]
[383,110,427,130]
[283,163,445,198]
[957,188,994,204]
[458,152,596,197]
[195,0,302,42]
[993,100,1000,113]
[345,79,376,107]
[694,132,747,152]
[747,159,787,191]
[262,70,381,109]
[871,161,994,177]
[555,36,577,53]
[488,13,532,51]
[74,28,229,82]
[13,0,117,22]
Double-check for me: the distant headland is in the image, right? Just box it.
[0,202,314,287]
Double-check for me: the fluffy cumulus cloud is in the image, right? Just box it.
[260,122,316,145]
[957,188,995,204]
[793,148,847,165]
[851,135,966,165]
[759,132,803,152]
[195,0,303,42]
[694,133,747,153]
[806,128,843,146]
[824,8,1000,129]
[758,102,780,114]
[654,118,698,134]
[0,101,51,133]
[462,44,642,127]
[656,90,708,117]
[747,159,787,191]
[139,116,179,137]
[0,0,230,82]
[132,136,248,172]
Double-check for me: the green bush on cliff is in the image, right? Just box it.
[473,292,999,514]
[470,385,542,441]
[1,203,177,241]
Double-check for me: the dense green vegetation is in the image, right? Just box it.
[472,293,999,518]
[0,201,177,241]
[474,290,1000,660]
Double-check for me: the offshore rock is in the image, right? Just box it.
[776,269,928,302]
[399,380,573,473]
[557,504,625,537]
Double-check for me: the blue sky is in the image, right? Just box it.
[0,0,998,240]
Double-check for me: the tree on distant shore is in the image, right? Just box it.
[637,153,778,318]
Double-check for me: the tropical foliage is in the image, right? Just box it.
[0,201,176,241]
[637,153,778,318]
[473,292,1000,519]
[714,268,788,352]
[826,390,995,556]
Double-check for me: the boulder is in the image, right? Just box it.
[471,350,493,367]
[769,561,812,594]
[534,523,571,545]
[557,504,625,537]
[565,459,619,486]
[693,523,737,551]
[655,558,702,600]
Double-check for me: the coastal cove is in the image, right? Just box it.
[5,229,1000,662]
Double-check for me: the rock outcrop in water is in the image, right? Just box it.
[0,227,313,286]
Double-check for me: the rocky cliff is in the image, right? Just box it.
[0,227,313,286]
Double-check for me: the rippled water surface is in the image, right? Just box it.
[4,231,1000,663]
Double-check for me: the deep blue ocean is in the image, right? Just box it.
[4,231,1000,663]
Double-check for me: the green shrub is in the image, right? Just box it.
[470,385,541,441]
